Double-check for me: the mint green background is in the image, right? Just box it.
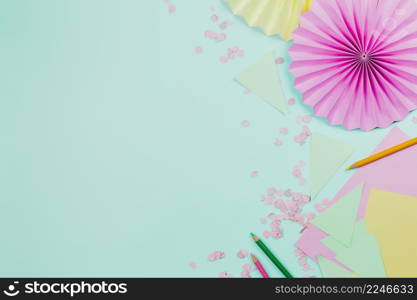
[1,0,416,277]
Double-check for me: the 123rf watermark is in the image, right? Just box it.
[275,284,415,296]
[2,280,127,297]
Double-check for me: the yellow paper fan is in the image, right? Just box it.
[225,0,312,41]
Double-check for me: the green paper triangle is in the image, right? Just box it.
[317,256,357,278]
[310,133,354,198]
[311,186,362,246]
[235,52,287,113]
[322,221,386,278]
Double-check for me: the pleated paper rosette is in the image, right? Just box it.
[225,0,312,41]
[289,0,417,131]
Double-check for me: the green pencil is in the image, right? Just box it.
[251,233,293,278]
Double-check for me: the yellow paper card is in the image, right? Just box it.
[365,188,417,277]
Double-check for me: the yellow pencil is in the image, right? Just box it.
[347,137,417,170]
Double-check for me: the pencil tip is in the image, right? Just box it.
[250,233,259,241]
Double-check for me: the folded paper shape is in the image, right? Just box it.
[225,0,312,41]
[235,52,287,113]
[311,186,362,246]
[322,221,386,277]
[290,0,417,131]
[317,256,358,278]
[366,188,417,277]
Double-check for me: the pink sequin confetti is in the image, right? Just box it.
[314,198,331,213]
[299,178,307,185]
[279,128,288,135]
[240,271,251,278]
[243,263,252,272]
[208,251,225,262]
[241,120,250,127]
[188,262,197,269]
[220,47,244,62]
[294,126,311,146]
[211,14,219,22]
[204,30,227,42]
[168,4,176,13]
[194,46,203,54]
[292,166,302,178]
[302,115,312,123]
[259,187,312,239]
[294,248,314,271]
[210,6,216,12]
[236,249,248,259]
[250,171,259,178]
[275,57,284,64]
[219,20,234,30]
[298,160,306,167]
[274,138,283,146]
[217,33,227,41]
[219,272,232,278]
[259,217,267,224]
[220,56,228,63]
[288,98,296,106]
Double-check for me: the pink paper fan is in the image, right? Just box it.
[289,0,417,131]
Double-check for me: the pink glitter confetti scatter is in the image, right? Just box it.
[217,33,227,41]
[208,251,225,262]
[274,138,283,147]
[219,56,228,64]
[211,14,219,22]
[292,166,302,178]
[302,115,312,123]
[188,262,197,269]
[194,47,203,54]
[314,198,331,213]
[250,171,259,178]
[299,178,307,185]
[236,249,248,259]
[204,30,227,42]
[240,264,253,278]
[219,272,232,278]
[259,187,311,240]
[168,4,176,14]
[241,120,250,127]
[294,248,313,271]
[413,116,417,124]
[294,126,311,146]
[219,20,234,30]
[220,47,244,62]
[279,128,288,135]
[288,98,296,106]
[275,57,284,64]
[259,217,267,224]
